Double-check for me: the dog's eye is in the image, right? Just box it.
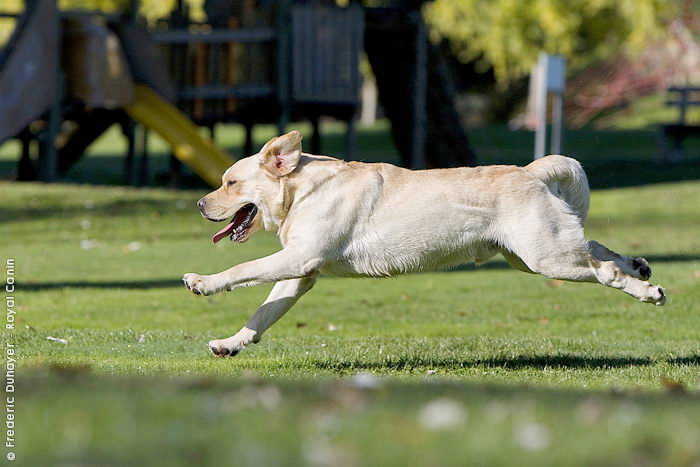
[227,180,236,187]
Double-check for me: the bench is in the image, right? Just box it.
[660,86,700,161]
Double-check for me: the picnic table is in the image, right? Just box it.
[660,86,700,161]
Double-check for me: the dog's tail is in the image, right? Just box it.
[526,155,590,222]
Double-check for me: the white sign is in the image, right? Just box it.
[545,54,566,93]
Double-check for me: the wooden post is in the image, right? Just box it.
[127,0,140,24]
[39,78,61,182]
[17,131,35,181]
[533,54,547,159]
[39,1,61,182]
[551,92,563,155]
[123,120,137,185]
[310,115,321,155]
[409,10,427,169]
[123,0,139,185]
[679,89,688,125]
[346,115,357,160]
[169,153,182,180]
[243,123,253,157]
[276,0,291,135]
[137,127,149,186]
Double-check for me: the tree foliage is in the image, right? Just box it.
[55,0,206,23]
[0,1,207,45]
[424,0,676,84]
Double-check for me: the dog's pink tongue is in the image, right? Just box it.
[212,221,236,243]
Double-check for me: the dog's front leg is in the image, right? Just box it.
[208,276,317,357]
[183,248,322,296]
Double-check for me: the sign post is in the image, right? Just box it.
[532,53,566,159]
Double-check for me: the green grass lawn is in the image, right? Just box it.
[19,371,700,466]
[2,124,700,465]
[5,178,699,382]
[4,178,700,465]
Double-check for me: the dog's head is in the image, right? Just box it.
[197,130,303,243]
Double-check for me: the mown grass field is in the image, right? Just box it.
[2,123,700,465]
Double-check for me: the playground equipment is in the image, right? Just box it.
[0,0,235,187]
[0,0,475,187]
[124,85,233,187]
[364,4,476,169]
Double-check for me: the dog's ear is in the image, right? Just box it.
[260,131,303,177]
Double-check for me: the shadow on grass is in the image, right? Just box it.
[22,251,700,290]
[475,355,654,369]
[313,354,656,371]
[22,279,181,291]
[3,126,700,189]
[666,355,700,365]
[0,197,189,223]
[443,253,700,273]
[315,355,700,371]
[314,351,700,371]
[0,154,211,189]
[0,125,401,187]
[583,159,700,190]
[645,254,700,263]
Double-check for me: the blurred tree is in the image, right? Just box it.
[424,0,677,85]
[1,0,207,46]
[58,0,124,12]
[0,0,23,45]
[55,0,205,23]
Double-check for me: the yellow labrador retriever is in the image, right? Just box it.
[183,131,666,357]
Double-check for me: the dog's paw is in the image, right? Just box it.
[640,284,666,306]
[208,328,259,357]
[631,257,652,280]
[183,273,217,296]
[208,339,239,357]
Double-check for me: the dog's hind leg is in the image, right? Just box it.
[586,257,665,305]
[498,197,664,305]
[523,250,666,306]
[208,276,317,357]
[588,240,652,280]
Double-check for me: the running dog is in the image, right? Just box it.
[183,131,666,357]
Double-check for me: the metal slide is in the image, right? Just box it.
[124,85,235,187]
[0,0,59,146]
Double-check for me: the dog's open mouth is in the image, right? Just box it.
[211,204,258,243]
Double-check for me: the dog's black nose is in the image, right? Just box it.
[197,199,206,210]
